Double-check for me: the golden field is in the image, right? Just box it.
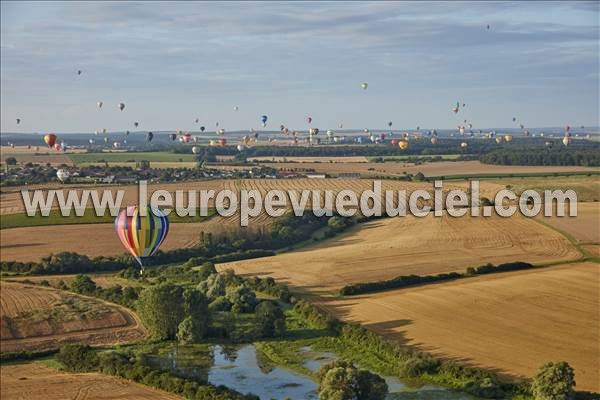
[1,363,181,400]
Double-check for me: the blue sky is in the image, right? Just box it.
[1,1,598,133]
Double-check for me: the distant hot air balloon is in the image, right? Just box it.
[77,70,82,75]
[16,118,21,124]
[56,169,70,182]
[146,132,154,142]
[182,133,192,143]
[192,146,200,154]
[495,137,502,144]
[361,82,368,90]
[44,134,57,148]
[104,137,109,144]
[118,102,125,111]
[452,102,460,113]
[217,128,225,135]
[339,123,343,129]
[261,115,268,125]
[233,106,239,111]
[200,126,206,132]
[54,143,62,151]
[125,130,130,136]
[169,133,177,141]
[460,142,468,149]
[504,134,513,142]
[97,101,103,108]
[237,144,246,152]
[113,142,120,148]
[307,116,313,124]
[562,136,571,146]
[134,122,139,128]
[195,118,199,123]
[391,139,399,146]
[218,138,227,146]
[512,117,517,122]
[430,137,438,145]
[398,139,409,150]
[89,139,95,144]
[114,205,169,272]
[209,139,216,146]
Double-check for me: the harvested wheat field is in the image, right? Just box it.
[219,212,581,295]
[250,156,369,163]
[0,363,181,400]
[536,202,600,245]
[0,212,274,262]
[257,160,597,178]
[317,262,600,392]
[0,282,145,353]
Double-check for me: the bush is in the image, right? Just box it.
[255,301,286,338]
[465,377,505,398]
[399,356,440,378]
[70,274,97,294]
[57,344,98,372]
[209,296,232,312]
[226,284,257,313]
[317,360,388,400]
[532,362,575,400]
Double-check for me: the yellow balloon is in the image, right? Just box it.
[398,139,409,150]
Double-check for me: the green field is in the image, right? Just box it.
[1,208,215,229]
[68,152,197,165]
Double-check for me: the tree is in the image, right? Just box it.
[226,284,257,313]
[317,360,388,400]
[183,288,209,339]
[70,274,97,294]
[177,316,201,345]
[411,171,426,181]
[5,157,17,165]
[137,284,185,340]
[255,301,286,338]
[198,273,226,301]
[532,362,575,400]
[57,344,98,372]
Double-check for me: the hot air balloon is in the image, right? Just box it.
[44,134,57,148]
[261,115,268,125]
[56,169,70,182]
[195,118,199,123]
[339,123,343,129]
[307,116,313,124]
[104,137,109,144]
[309,128,319,135]
[77,70,82,75]
[89,139,95,144]
[460,142,468,148]
[218,138,227,146]
[134,122,139,128]
[146,132,154,142]
[523,130,530,137]
[388,121,393,128]
[504,134,513,142]
[361,82,368,90]
[114,205,169,273]
[512,117,517,122]
[113,142,120,148]
[391,139,399,146]
[459,126,465,135]
[169,133,177,141]
[398,139,409,150]
[200,126,206,132]
[118,103,125,111]
[487,24,490,30]
[452,102,460,113]
[54,143,62,151]
[237,144,246,152]
[16,118,21,124]
[209,139,216,146]
[562,136,571,146]
[183,133,192,143]
[233,106,239,111]
[430,137,438,145]
[192,146,200,154]
[102,128,107,134]
[97,101,103,108]
[217,128,225,135]
[495,137,503,144]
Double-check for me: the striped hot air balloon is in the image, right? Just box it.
[114,205,169,273]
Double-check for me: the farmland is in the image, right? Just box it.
[0,281,145,353]
[218,210,581,295]
[255,160,598,178]
[0,213,274,262]
[0,363,181,400]
[317,262,600,392]
[68,151,197,164]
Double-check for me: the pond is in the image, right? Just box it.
[145,343,478,400]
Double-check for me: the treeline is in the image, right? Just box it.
[481,145,600,166]
[0,213,351,275]
[339,262,534,296]
[56,344,258,400]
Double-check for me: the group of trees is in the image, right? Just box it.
[481,146,600,166]
[317,360,388,400]
[340,262,534,296]
[56,344,258,400]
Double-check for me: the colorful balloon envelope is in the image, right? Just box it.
[114,205,169,268]
[44,134,57,148]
